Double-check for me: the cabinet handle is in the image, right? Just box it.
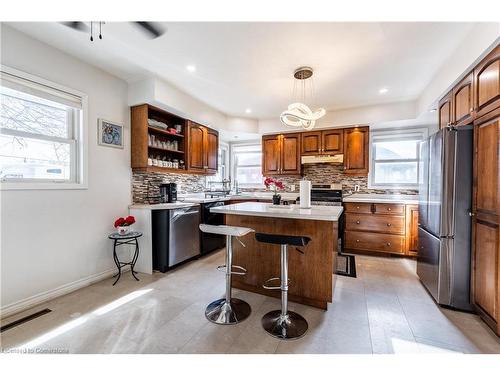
[356,239,360,243]
[387,223,392,227]
[356,206,360,209]
[387,207,391,211]
[356,220,360,224]
[386,243,391,246]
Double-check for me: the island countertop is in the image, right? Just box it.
[211,202,343,221]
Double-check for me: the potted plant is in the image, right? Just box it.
[114,215,136,235]
[264,177,285,205]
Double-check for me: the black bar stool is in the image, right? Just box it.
[255,232,311,340]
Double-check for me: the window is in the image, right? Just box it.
[231,143,262,187]
[369,128,428,189]
[0,66,87,189]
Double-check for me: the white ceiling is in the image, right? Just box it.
[8,22,477,119]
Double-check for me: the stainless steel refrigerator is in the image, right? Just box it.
[417,126,473,311]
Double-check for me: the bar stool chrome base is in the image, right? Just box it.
[262,310,308,340]
[205,297,251,325]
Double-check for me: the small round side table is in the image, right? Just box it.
[108,231,143,286]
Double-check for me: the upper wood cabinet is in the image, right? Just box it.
[262,135,281,175]
[438,43,499,129]
[439,91,453,129]
[343,126,369,175]
[281,133,301,174]
[131,104,188,173]
[323,129,344,154]
[262,133,301,176]
[474,45,500,120]
[206,128,218,174]
[453,72,474,126]
[301,131,322,155]
[187,121,218,175]
[301,129,343,155]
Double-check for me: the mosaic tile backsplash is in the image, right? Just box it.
[132,163,418,203]
[254,164,418,195]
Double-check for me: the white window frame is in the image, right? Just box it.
[368,127,428,190]
[0,65,88,190]
[230,141,263,188]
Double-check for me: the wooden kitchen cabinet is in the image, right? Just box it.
[474,45,500,120]
[406,204,419,255]
[452,72,474,126]
[439,91,453,129]
[343,126,369,175]
[301,129,343,155]
[187,121,218,174]
[131,104,189,174]
[301,131,322,155]
[344,202,417,256]
[472,113,500,336]
[262,133,301,175]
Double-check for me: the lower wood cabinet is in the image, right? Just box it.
[472,113,500,336]
[343,202,418,256]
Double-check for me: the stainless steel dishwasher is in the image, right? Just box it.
[152,206,201,272]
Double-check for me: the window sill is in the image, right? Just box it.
[0,182,88,191]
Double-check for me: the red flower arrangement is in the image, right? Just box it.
[114,215,136,228]
[264,177,284,196]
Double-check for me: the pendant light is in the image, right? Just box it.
[280,67,325,130]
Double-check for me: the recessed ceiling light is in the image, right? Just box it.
[245,108,252,114]
[379,88,388,94]
[186,65,196,72]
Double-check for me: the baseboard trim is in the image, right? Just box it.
[1,266,130,319]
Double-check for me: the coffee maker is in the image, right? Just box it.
[159,183,177,203]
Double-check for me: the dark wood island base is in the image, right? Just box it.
[226,214,338,310]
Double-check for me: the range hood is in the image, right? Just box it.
[301,154,344,164]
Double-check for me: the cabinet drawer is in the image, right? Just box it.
[345,213,405,234]
[373,203,405,215]
[344,202,373,214]
[345,231,405,254]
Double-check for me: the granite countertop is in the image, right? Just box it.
[342,193,419,205]
[211,202,343,221]
[129,202,199,210]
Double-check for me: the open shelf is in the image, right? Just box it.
[148,126,185,138]
[148,146,184,154]
[132,166,205,175]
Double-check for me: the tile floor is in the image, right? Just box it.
[2,250,500,354]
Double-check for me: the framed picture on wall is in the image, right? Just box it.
[98,119,124,149]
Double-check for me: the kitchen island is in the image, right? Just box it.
[211,202,343,309]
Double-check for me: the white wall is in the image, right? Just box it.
[418,24,500,114]
[258,100,418,134]
[129,78,260,134]
[0,25,131,313]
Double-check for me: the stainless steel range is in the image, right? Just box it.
[308,184,343,206]
[298,184,344,252]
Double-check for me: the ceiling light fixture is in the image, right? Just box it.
[280,67,325,131]
[186,65,196,73]
[379,87,388,94]
[245,108,252,114]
